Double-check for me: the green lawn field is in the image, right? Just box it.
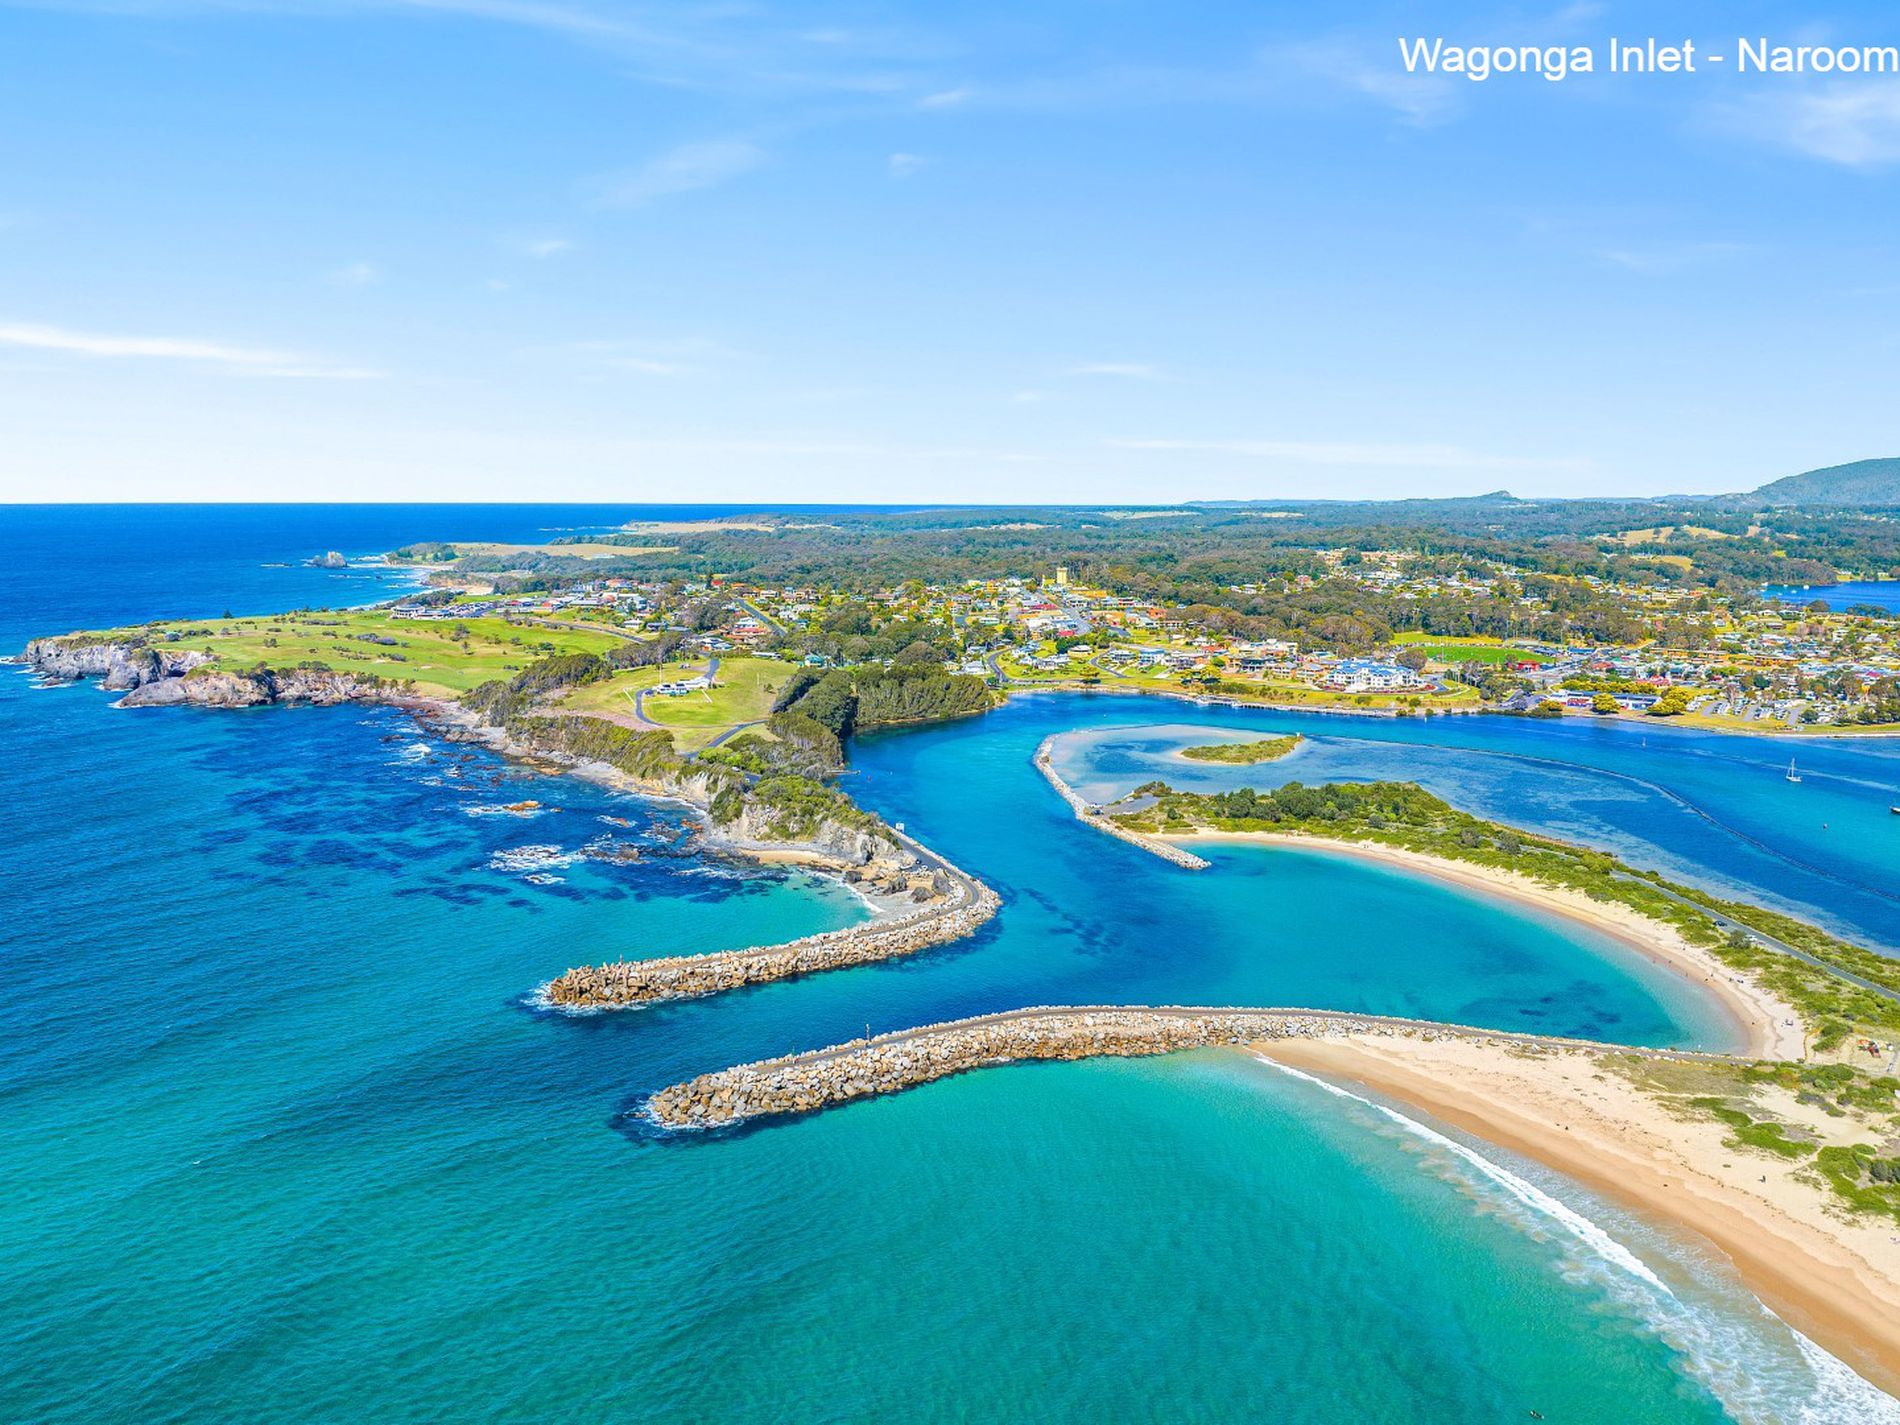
[1390,635,1554,665]
[110,610,628,696]
[560,656,790,750]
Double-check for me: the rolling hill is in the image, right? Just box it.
[1745,458,1900,508]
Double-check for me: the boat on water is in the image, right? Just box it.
[1785,758,1802,784]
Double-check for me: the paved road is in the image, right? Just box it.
[1624,872,1900,1007]
[736,599,786,636]
[631,656,719,729]
[703,719,764,751]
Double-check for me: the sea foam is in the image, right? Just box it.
[1253,1056,1900,1424]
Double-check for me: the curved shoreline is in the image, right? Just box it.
[1032,735,1210,869]
[650,1003,1900,1392]
[996,678,1900,738]
[1258,1035,1900,1399]
[24,654,1012,1011]
[644,1004,1739,1129]
[1166,830,1804,1060]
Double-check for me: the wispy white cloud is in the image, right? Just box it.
[0,320,376,378]
[21,0,944,99]
[527,335,742,376]
[506,235,573,259]
[589,139,765,208]
[1595,240,1749,276]
[1710,83,1900,168]
[327,260,378,287]
[914,44,1448,123]
[1106,437,1585,473]
[1273,40,1461,126]
[887,151,925,178]
[1070,362,1164,380]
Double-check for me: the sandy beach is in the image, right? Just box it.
[1255,1033,1900,1397]
[1171,830,1806,1061]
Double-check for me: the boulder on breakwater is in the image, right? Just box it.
[647,1008,1369,1127]
[644,1006,1701,1129]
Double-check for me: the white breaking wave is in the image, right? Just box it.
[1261,1057,1668,1291]
[487,844,581,876]
[1251,1056,1900,1424]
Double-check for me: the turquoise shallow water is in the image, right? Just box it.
[6,508,1900,1422]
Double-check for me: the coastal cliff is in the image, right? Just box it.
[24,636,211,691]
[26,636,382,707]
[452,701,919,873]
[121,666,380,707]
[26,633,926,872]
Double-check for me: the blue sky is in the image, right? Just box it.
[2,0,1899,502]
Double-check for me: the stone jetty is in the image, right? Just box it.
[544,845,1000,1009]
[645,1004,1697,1129]
[1033,736,1211,869]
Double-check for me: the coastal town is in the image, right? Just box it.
[377,534,1900,733]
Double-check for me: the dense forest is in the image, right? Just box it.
[472,497,1900,596]
[773,664,996,739]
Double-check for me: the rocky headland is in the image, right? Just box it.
[25,636,213,692]
[25,636,384,707]
[27,631,1007,1002]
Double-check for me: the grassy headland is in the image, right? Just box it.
[40,609,629,697]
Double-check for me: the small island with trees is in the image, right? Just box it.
[1179,733,1303,764]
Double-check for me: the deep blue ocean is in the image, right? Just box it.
[5,506,1900,1423]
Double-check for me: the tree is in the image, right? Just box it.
[1592,692,1620,715]
[1648,687,1692,717]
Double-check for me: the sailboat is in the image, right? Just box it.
[1785,758,1802,784]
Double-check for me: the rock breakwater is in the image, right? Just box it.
[544,847,1001,1009]
[1033,736,1210,869]
[647,1006,1727,1129]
